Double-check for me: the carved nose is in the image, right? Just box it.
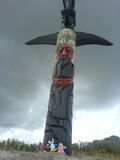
[62,51,66,55]
[62,49,67,54]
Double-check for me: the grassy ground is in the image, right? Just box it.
[72,151,120,160]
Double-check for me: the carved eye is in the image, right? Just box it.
[58,49,63,54]
[66,49,70,53]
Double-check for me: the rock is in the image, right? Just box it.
[0,150,117,160]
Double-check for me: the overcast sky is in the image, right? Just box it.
[0,0,120,144]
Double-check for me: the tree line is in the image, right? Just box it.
[0,138,42,152]
[0,136,120,157]
[72,136,120,156]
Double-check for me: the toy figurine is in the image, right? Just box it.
[57,143,66,152]
[48,139,58,152]
[43,143,50,152]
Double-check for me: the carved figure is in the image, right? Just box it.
[25,0,113,155]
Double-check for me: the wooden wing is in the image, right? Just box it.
[25,31,113,46]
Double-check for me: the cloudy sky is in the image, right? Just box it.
[0,0,120,144]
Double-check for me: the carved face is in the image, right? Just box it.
[57,44,73,60]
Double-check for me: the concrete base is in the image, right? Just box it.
[0,150,115,160]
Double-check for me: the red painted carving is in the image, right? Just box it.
[57,44,73,60]
[52,65,75,87]
[52,44,75,87]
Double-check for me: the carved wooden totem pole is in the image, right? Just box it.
[26,0,113,155]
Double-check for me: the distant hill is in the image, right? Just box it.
[103,135,120,143]
[93,136,120,154]
[72,135,120,155]
[91,135,120,154]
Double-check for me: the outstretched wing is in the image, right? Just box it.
[25,32,58,45]
[76,32,113,46]
[25,31,113,46]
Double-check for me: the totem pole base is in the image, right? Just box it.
[0,150,81,160]
[43,83,73,155]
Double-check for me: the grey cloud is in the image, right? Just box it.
[74,45,120,111]
[0,0,120,131]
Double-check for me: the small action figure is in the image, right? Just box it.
[57,143,66,152]
[48,139,58,152]
[43,143,50,152]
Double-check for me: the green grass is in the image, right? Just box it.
[72,151,120,159]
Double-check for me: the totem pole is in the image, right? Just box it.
[26,0,113,155]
